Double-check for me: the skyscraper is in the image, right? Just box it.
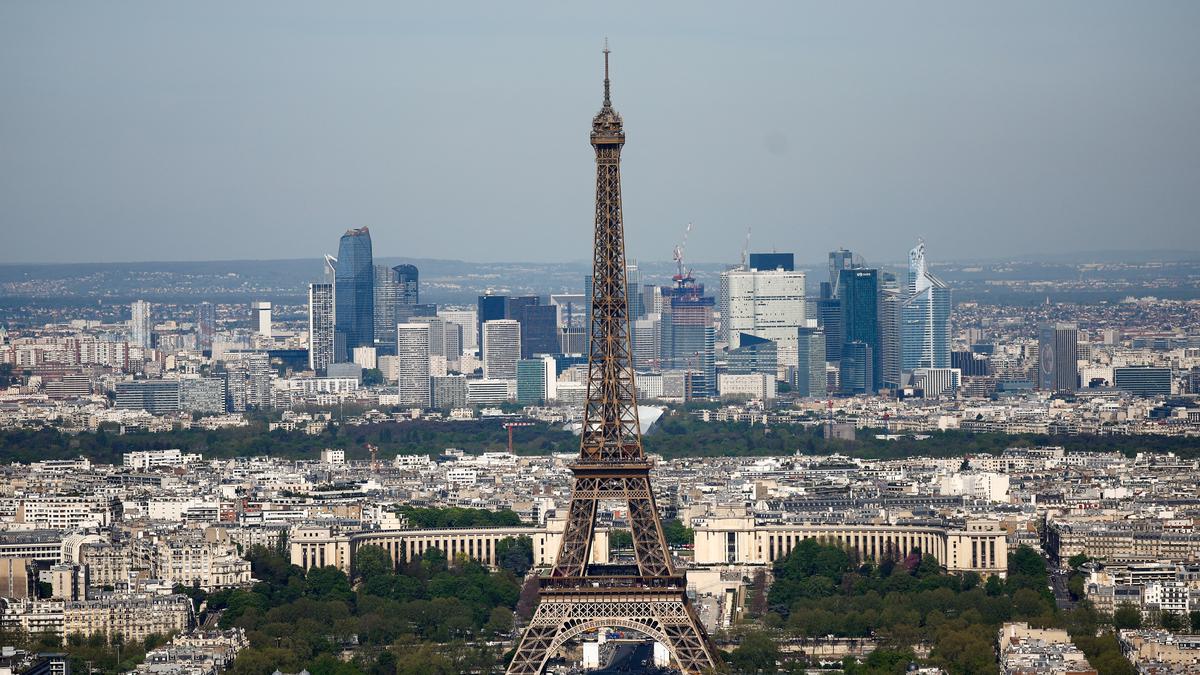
[334,227,374,361]
[877,273,901,390]
[661,282,716,398]
[374,263,420,351]
[516,358,548,404]
[816,284,843,364]
[477,294,508,347]
[194,302,215,354]
[438,309,478,353]
[796,326,827,397]
[748,252,794,272]
[130,300,152,348]
[252,301,272,338]
[518,303,559,358]
[829,248,854,289]
[626,263,644,319]
[838,267,879,391]
[901,240,952,373]
[308,282,335,374]
[1038,322,1079,392]
[482,319,521,380]
[395,323,431,407]
[719,266,806,368]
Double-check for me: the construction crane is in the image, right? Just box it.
[366,443,379,473]
[672,222,693,288]
[502,421,535,453]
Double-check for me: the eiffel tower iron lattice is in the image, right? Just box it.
[506,46,721,675]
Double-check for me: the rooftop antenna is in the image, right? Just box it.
[602,38,611,107]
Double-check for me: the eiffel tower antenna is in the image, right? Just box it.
[506,44,721,675]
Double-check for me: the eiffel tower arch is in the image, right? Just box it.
[506,46,721,675]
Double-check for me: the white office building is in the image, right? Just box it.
[482,319,521,381]
[719,267,806,368]
[395,323,431,407]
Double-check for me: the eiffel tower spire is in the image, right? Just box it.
[506,45,721,675]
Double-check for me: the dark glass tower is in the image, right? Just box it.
[838,267,879,392]
[477,294,508,348]
[334,227,374,361]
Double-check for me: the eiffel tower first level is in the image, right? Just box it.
[506,47,721,675]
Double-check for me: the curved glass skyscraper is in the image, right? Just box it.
[901,240,952,372]
[335,227,374,361]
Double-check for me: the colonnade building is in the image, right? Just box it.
[692,516,1009,577]
[289,520,610,574]
[291,515,1006,578]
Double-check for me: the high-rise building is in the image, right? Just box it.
[334,227,374,361]
[252,301,272,339]
[816,288,843,364]
[482,319,520,381]
[438,309,478,353]
[222,351,271,410]
[308,282,335,374]
[560,326,586,355]
[829,248,854,289]
[1113,366,1171,397]
[393,264,419,303]
[179,378,227,414]
[838,267,880,391]
[748,252,794,272]
[130,301,152,348]
[719,266,806,368]
[431,374,468,410]
[477,294,508,347]
[626,263,644,319]
[411,316,446,357]
[901,241,952,373]
[516,358,548,404]
[632,315,661,371]
[518,303,559,358]
[877,273,901,390]
[660,282,716,398]
[375,264,420,350]
[194,302,215,353]
[912,367,961,398]
[839,341,873,395]
[395,323,431,407]
[726,333,777,375]
[115,380,180,414]
[1038,322,1079,392]
[796,326,827,398]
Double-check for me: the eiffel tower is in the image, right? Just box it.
[506,46,721,675]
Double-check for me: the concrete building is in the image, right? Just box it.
[719,267,806,368]
[252,301,272,339]
[692,515,1008,577]
[482,319,521,381]
[394,323,431,408]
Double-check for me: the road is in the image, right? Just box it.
[594,642,663,674]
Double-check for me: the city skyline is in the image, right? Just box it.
[3,3,1199,265]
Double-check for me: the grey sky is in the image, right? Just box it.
[2,2,1198,266]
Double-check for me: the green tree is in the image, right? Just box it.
[728,631,779,674]
[662,519,694,546]
[609,529,633,552]
[354,545,394,582]
[496,536,533,577]
[1113,603,1142,629]
[1160,611,1184,632]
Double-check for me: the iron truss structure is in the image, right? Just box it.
[507,47,721,675]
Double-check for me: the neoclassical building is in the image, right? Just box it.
[692,515,1008,577]
[290,519,610,574]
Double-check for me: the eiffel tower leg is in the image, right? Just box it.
[506,601,563,675]
[506,594,721,675]
[551,476,598,577]
[627,474,673,578]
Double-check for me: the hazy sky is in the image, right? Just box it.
[2,2,1198,266]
